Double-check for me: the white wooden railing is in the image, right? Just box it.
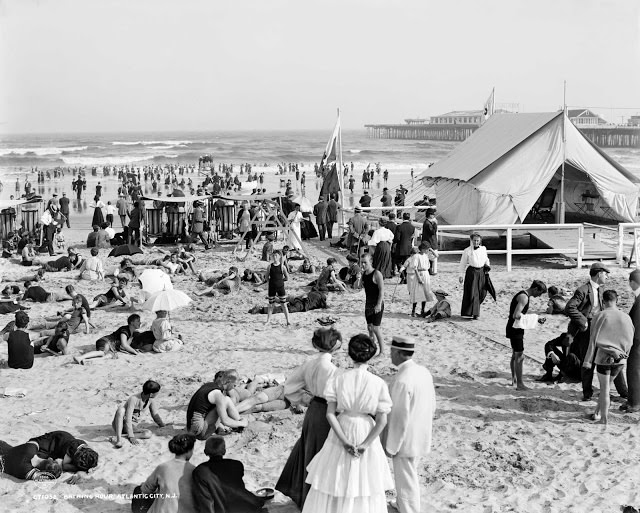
[343,205,585,272]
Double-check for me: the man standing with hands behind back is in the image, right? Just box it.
[565,263,627,401]
[384,336,436,513]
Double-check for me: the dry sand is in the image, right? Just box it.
[2,205,640,512]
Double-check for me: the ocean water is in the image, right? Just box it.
[0,130,638,203]
[0,130,457,174]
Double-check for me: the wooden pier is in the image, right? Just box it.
[364,123,478,141]
[578,126,640,148]
[365,121,640,148]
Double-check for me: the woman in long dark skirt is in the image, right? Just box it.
[90,196,105,227]
[372,240,393,279]
[275,327,342,508]
[459,232,490,319]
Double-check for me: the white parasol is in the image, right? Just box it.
[142,289,192,314]
[292,195,313,213]
[139,269,173,299]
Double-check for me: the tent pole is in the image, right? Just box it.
[556,81,567,224]
[338,108,346,229]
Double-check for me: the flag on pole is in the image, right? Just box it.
[319,115,341,173]
[319,113,342,200]
[483,88,495,121]
[319,165,341,200]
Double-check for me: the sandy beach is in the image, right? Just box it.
[2,209,640,513]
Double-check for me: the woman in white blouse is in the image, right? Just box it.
[458,232,490,319]
[276,327,341,509]
[78,247,105,281]
[303,334,393,513]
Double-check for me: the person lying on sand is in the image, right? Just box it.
[40,295,90,336]
[0,439,63,481]
[73,314,141,364]
[229,377,292,414]
[196,267,241,297]
[111,380,166,448]
[38,248,84,272]
[297,258,316,274]
[241,269,266,285]
[22,281,67,303]
[248,290,327,315]
[27,430,99,484]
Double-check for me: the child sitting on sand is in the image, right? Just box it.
[423,289,452,322]
[91,276,131,309]
[73,314,142,364]
[111,380,166,448]
[546,286,567,315]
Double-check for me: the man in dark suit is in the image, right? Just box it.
[623,269,640,412]
[192,435,265,513]
[313,196,328,242]
[59,192,71,228]
[326,194,339,239]
[359,191,371,208]
[394,213,415,283]
[565,262,627,401]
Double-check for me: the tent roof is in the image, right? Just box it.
[423,112,562,183]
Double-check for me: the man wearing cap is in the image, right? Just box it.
[623,270,640,413]
[565,263,627,401]
[313,196,328,242]
[384,336,436,513]
[59,192,70,228]
[346,206,368,253]
[359,190,371,208]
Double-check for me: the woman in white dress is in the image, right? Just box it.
[287,203,303,251]
[401,241,436,317]
[303,334,393,513]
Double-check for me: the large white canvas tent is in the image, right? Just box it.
[420,112,640,225]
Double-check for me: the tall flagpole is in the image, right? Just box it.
[337,108,345,228]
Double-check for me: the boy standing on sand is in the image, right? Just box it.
[111,380,166,448]
[506,280,547,390]
[265,250,291,326]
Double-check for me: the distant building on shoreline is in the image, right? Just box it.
[430,110,484,125]
[567,108,608,126]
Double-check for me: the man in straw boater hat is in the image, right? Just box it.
[383,336,436,513]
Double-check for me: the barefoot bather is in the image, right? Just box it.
[111,380,166,448]
[73,314,142,364]
[187,370,249,440]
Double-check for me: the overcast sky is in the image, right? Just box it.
[1,0,638,133]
